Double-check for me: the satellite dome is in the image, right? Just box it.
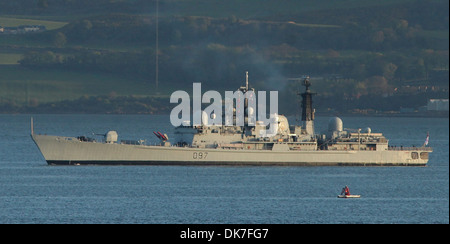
[106,131,118,143]
[277,115,290,135]
[328,117,343,132]
[201,111,209,125]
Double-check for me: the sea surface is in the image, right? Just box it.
[0,114,448,224]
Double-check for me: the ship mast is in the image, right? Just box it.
[245,71,249,91]
[155,0,159,90]
[239,71,254,128]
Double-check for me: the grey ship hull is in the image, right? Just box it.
[32,134,430,166]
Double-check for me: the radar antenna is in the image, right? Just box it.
[302,75,311,90]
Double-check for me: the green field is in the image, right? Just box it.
[166,0,414,19]
[0,53,22,64]
[0,16,67,30]
[0,17,68,49]
[0,65,161,105]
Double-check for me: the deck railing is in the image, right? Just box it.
[388,146,432,151]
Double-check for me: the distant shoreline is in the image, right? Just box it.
[1,94,448,117]
[314,111,449,118]
[1,108,448,118]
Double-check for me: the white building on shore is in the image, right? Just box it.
[427,99,449,111]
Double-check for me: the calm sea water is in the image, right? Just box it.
[0,114,448,224]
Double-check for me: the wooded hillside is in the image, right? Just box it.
[0,0,448,114]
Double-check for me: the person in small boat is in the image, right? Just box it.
[341,186,350,196]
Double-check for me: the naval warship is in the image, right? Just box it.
[31,75,432,166]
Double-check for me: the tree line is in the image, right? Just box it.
[19,37,448,91]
